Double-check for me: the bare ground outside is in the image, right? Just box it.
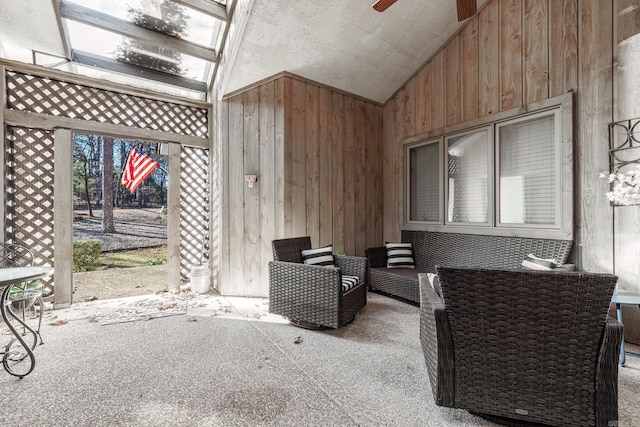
[73,207,168,302]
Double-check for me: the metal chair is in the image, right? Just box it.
[268,237,367,329]
[0,242,45,345]
[419,267,622,427]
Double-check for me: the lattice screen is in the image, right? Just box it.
[4,126,55,283]
[179,146,210,280]
[4,67,212,292]
[5,70,208,138]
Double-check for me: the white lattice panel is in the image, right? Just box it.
[5,127,55,282]
[180,146,210,280]
[6,70,208,138]
[5,68,213,289]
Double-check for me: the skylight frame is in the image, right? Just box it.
[55,0,227,96]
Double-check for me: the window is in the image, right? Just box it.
[497,111,559,227]
[409,141,440,222]
[446,128,490,225]
[404,94,573,239]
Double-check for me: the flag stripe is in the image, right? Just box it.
[121,148,159,194]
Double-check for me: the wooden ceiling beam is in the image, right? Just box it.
[173,0,227,22]
[72,50,207,92]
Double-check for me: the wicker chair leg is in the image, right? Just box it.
[288,319,331,330]
[469,412,548,427]
[289,313,357,330]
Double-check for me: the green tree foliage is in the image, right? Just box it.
[115,0,189,75]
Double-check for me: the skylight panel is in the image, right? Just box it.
[55,0,227,94]
[65,21,211,82]
[65,0,221,49]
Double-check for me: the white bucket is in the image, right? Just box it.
[190,265,210,294]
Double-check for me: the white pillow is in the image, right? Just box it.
[385,242,415,269]
[521,253,559,271]
[427,273,442,296]
[301,245,335,267]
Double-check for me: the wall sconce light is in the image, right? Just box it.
[244,174,257,188]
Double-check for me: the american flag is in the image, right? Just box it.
[121,148,160,194]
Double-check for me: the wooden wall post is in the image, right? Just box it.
[167,143,181,291]
[53,127,73,309]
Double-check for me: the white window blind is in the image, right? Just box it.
[498,113,555,225]
[446,130,489,224]
[409,142,439,221]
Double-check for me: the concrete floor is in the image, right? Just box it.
[1,291,639,426]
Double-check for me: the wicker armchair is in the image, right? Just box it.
[268,237,367,329]
[419,267,622,427]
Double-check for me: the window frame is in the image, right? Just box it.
[405,138,443,225]
[401,92,573,240]
[495,109,563,230]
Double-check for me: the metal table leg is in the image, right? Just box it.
[1,285,37,378]
[616,303,625,365]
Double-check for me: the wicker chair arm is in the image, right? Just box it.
[365,246,387,269]
[419,274,455,407]
[364,246,387,268]
[335,255,367,283]
[268,261,341,290]
[595,316,623,426]
[268,260,344,328]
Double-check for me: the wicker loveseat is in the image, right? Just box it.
[268,237,367,329]
[365,230,573,304]
[419,267,622,427]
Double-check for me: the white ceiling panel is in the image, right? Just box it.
[221,0,487,103]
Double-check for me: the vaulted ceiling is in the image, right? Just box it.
[221,0,487,103]
[0,0,487,104]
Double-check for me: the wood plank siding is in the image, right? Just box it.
[382,0,609,259]
[219,75,382,296]
[380,0,640,340]
[613,0,640,342]
[214,0,640,323]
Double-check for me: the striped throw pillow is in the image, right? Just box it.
[521,253,558,271]
[341,275,360,293]
[385,242,415,269]
[301,245,335,267]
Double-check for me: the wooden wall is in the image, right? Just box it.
[218,74,383,297]
[213,0,640,309]
[383,0,580,243]
[613,0,640,341]
[382,0,640,339]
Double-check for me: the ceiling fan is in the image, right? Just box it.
[373,0,477,21]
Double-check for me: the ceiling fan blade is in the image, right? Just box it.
[373,0,398,12]
[456,0,477,21]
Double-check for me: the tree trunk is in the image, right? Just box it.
[102,136,116,233]
[84,162,93,217]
